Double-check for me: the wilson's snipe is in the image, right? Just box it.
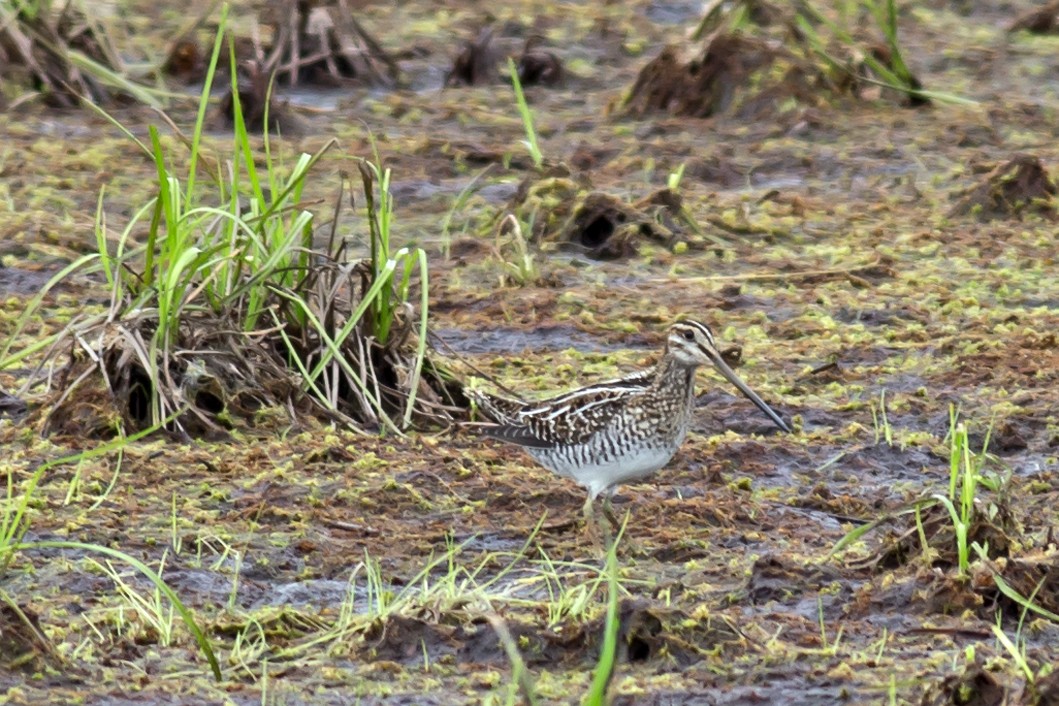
[468,319,791,530]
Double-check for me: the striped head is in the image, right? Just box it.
[666,320,723,369]
[666,319,792,433]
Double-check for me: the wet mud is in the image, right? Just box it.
[1,1,1059,704]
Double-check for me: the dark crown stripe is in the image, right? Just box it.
[673,319,715,343]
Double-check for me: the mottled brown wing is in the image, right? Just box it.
[480,384,641,449]
[468,366,656,448]
[475,422,557,449]
[466,389,527,424]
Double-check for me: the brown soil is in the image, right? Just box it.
[1,1,1058,705]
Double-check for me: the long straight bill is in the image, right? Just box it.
[710,356,792,433]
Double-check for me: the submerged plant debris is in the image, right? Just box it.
[948,154,1057,221]
[1,1,1059,705]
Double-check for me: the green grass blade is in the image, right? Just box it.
[0,252,101,367]
[268,285,402,435]
[583,538,620,706]
[507,57,543,169]
[829,497,938,558]
[64,51,165,109]
[973,545,1059,623]
[487,614,539,706]
[186,3,229,197]
[1,422,168,556]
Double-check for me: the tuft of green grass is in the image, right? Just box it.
[3,9,443,436]
[93,554,178,647]
[493,213,539,287]
[795,1,976,106]
[830,406,1001,577]
[932,407,992,577]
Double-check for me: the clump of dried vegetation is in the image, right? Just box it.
[835,414,1059,651]
[0,0,396,122]
[949,154,1057,221]
[0,0,159,107]
[1,22,458,440]
[621,0,962,121]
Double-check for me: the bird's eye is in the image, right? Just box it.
[683,330,695,341]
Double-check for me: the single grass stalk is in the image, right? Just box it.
[260,657,270,705]
[507,57,544,169]
[914,504,929,561]
[186,3,229,197]
[0,589,57,667]
[487,613,539,706]
[667,162,687,191]
[931,495,969,576]
[402,249,430,429]
[991,623,1035,682]
[440,165,493,261]
[170,491,182,555]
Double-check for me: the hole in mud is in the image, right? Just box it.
[194,390,225,416]
[127,368,152,426]
[627,634,651,662]
[581,215,616,248]
[516,38,563,87]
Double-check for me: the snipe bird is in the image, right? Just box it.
[468,319,791,530]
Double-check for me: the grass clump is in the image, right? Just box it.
[831,406,1011,575]
[492,213,540,287]
[0,20,458,439]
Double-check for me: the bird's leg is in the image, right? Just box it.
[582,494,612,552]
[601,488,643,555]
[582,493,595,528]
[601,492,622,532]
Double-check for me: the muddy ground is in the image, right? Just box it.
[1,0,1059,704]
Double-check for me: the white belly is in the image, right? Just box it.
[529,442,680,500]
